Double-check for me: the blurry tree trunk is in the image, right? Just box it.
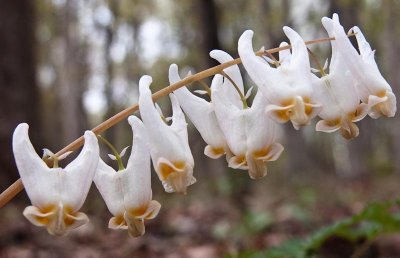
[54,0,88,145]
[0,1,39,188]
[103,2,118,144]
[194,0,221,68]
[382,0,400,172]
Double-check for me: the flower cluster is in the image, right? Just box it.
[12,14,396,237]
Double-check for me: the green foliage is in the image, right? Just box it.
[229,198,400,258]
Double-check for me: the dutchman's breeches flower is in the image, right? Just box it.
[238,28,322,129]
[12,123,99,236]
[138,75,196,194]
[312,16,369,140]
[170,63,231,160]
[210,50,284,179]
[329,13,396,119]
[93,116,161,237]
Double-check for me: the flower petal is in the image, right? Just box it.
[246,153,267,179]
[123,116,153,209]
[63,131,99,210]
[170,64,228,158]
[316,119,341,133]
[238,30,280,99]
[142,200,162,219]
[367,92,397,118]
[340,119,359,140]
[124,213,145,237]
[278,41,291,67]
[257,143,285,162]
[93,159,124,216]
[265,104,293,123]
[331,14,395,110]
[210,50,244,107]
[204,145,226,159]
[283,26,310,74]
[138,76,188,164]
[212,78,247,156]
[108,215,128,230]
[23,202,89,236]
[156,157,195,194]
[13,123,60,208]
[228,155,248,170]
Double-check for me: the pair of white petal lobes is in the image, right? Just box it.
[12,123,99,236]
[238,28,322,129]
[138,75,196,194]
[313,17,369,140]
[327,14,396,118]
[93,116,161,237]
[211,64,284,179]
[169,63,230,160]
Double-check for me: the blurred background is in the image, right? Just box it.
[1,0,400,257]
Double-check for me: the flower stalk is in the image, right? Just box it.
[97,135,125,171]
[0,35,342,209]
[220,71,248,109]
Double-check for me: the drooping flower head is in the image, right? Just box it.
[329,13,396,118]
[210,51,284,179]
[93,116,161,237]
[13,123,99,236]
[312,16,370,139]
[170,63,231,160]
[238,28,322,129]
[138,75,195,194]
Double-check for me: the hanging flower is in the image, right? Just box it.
[329,13,396,118]
[93,116,161,237]
[312,16,370,139]
[170,62,231,160]
[138,75,196,194]
[12,123,99,236]
[238,28,322,129]
[210,51,284,179]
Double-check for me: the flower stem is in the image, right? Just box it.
[307,48,327,76]
[220,71,248,109]
[198,80,212,97]
[0,35,342,209]
[97,135,125,171]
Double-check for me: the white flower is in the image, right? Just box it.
[312,16,370,139]
[170,62,231,160]
[138,75,196,194]
[329,13,396,118]
[238,28,322,129]
[210,53,284,179]
[12,123,99,236]
[93,116,161,237]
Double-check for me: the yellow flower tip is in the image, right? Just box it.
[266,96,320,128]
[107,200,161,237]
[246,144,284,180]
[228,155,248,170]
[366,91,396,119]
[164,172,193,194]
[290,96,312,127]
[23,203,89,236]
[246,155,267,179]
[340,119,359,140]
[158,160,186,180]
[157,159,196,194]
[108,214,128,230]
[204,145,225,159]
[124,213,145,238]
